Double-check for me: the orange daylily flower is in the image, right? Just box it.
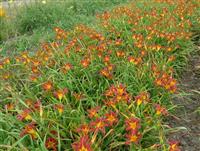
[87,106,101,119]
[20,122,37,139]
[54,104,64,114]
[45,137,58,151]
[125,131,142,145]
[76,124,90,135]
[105,111,118,126]
[72,135,93,151]
[53,88,68,100]
[125,117,141,132]
[61,63,73,73]
[81,58,90,68]
[5,103,14,111]
[169,141,181,151]
[90,117,108,134]
[154,104,168,116]
[17,109,32,121]
[42,81,53,91]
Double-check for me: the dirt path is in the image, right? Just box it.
[167,45,200,150]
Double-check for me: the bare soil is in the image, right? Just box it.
[167,46,200,151]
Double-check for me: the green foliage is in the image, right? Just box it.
[0,0,199,151]
[15,0,129,33]
[0,0,129,54]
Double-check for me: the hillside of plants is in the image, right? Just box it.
[0,0,199,150]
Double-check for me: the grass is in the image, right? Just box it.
[0,0,129,55]
[0,0,199,151]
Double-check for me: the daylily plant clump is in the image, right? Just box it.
[0,0,199,150]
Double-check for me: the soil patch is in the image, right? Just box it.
[167,46,200,151]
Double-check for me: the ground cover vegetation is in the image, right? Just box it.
[0,0,199,150]
[0,0,129,54]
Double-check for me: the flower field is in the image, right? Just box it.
[0,0,199,150]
